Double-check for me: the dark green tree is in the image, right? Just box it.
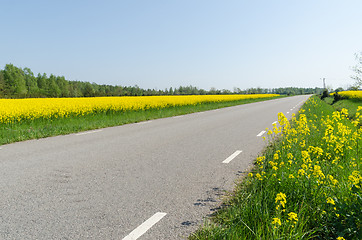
[48,74,61,97]
[23,67,40,97]
[0,70,5,97]
[3,64,27,97]
[56,76,70,97]
[83,82,95,97]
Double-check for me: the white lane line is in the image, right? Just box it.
[222,150,242,164]
[122,212,167,240]
[272,121,278,125]
[257,130,266,137]
[75,130,102,136]
[136,121,152,125]
[287,112,290,114]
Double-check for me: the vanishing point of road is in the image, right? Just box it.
[0,95,310,239]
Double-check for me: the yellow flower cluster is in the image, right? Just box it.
[288,212,298,223]
[0,94,279,124]
[348,170,362,188]
[272,217,281,228]
[275,192,287,210]
[272,192,298,229]
[250,96,361,237]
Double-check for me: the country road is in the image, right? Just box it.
[0,95,311,239]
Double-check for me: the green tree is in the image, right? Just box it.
[0,70,5,97]
[37,73,49,96]
[48,74,61,97]
[55,76,70,97]
[3,64,27,97]
[83,82,95,97]
[24,67,40,97]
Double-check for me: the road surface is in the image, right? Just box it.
[0,95,310,239]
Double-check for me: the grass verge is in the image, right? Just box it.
[0,96,282,145]
[190,96,361,240]
[324,96,361,120]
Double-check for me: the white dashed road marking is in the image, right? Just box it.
[136,121,152,125]
[75,130,102,136]
[222,150,242,164]
[257,130,266,137]
[122,212,167,240]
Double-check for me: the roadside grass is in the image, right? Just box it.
[190,96,361,240]
[325,97,361,120]
[0,96,282,145]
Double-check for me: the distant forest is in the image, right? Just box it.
[0,64,324,98]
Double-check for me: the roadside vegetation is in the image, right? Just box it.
[325,91,362,119]
[190,95,361,240]
[0,94,280,145]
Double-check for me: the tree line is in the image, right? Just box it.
[0,64,324,98]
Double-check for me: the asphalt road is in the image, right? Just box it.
[0,95,311,239]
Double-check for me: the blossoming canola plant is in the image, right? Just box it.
[190,96,361,240]
[250,96,361,239]
[0,94,278,124]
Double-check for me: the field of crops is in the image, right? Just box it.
[0,94,278,124]
[338,90,362,100]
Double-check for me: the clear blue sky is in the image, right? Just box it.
[1,0,361,90]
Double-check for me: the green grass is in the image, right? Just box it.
[190,96,361,240]
[325,97,361,120]
[0,96,283,145]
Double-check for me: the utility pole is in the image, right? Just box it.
[321,78,326,90]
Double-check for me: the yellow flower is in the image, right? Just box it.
[327,175,338,185]
[256,156,265,164]
[272,217,281,227]
[288,212,298,222]
[248,173,253,177]
[326,197,335,205]
[313,165,325,179]
[289,174,295,179]
[348,170,362,188]
[275,192,287,209]
[336,237,345,240]
[256,173,263,181]
[298,169,306,176]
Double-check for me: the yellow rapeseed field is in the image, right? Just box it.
[0,94,279,124]
[337,90,362,100]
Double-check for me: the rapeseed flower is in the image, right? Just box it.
[326,197,335,205]
[272,217,281,227]
[288,212,298,223]
[275,192,287,209]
